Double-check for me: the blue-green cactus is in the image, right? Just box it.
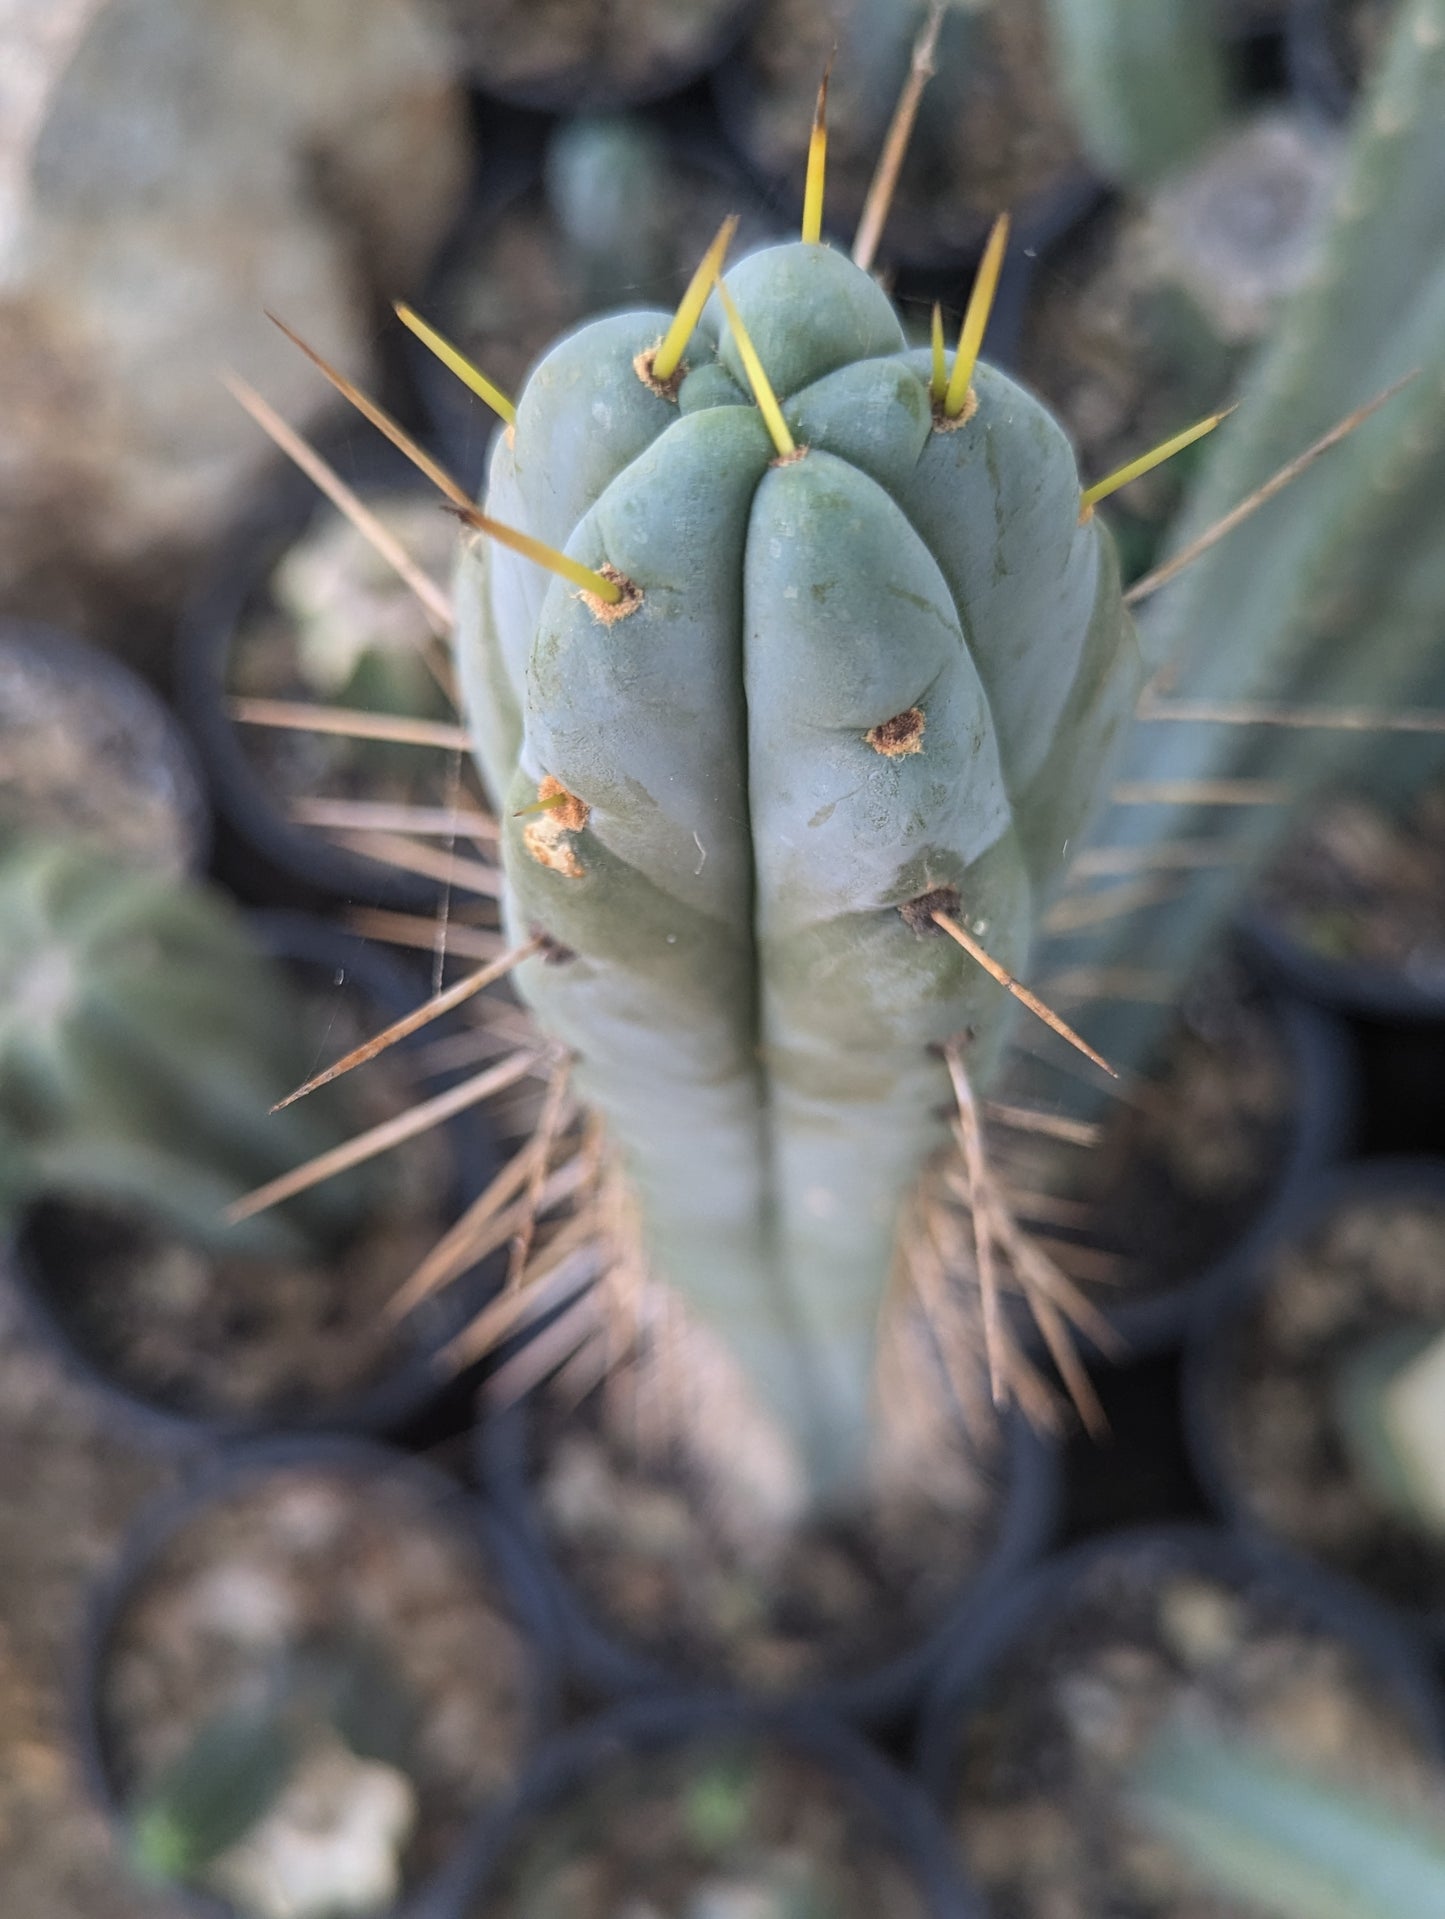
[1131,1723,1445,1919]
[1043,0,1230,189]
[1037,0,1445,1085]
[0,839,363,1257]
[455,238,1141,1497]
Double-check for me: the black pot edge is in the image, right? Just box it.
[6,913,504,1451]
[1283,0,1357,123]
[709,36,1108,294]
[435,1691,983,1919]
[1181,1153,1445,1641]
[175,454,457,911]
[1239,902,1445,1025]
[475,1390,1061,1728]
[914,1518,1445,1806]
[1091,980,1357,1357]
[75,1433,562,1919]
[463,0,762,116]
[0,618,213,876]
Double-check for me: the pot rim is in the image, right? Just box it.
[76,1432,561,1919]
[436,1688,982,1919]
[7,912,503,1448]
[474,1388,1060,1728]
[1182,1152,1445,1634]
[0,617,212,876]
[915,1517,1445,1799]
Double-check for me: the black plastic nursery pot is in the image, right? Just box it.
[475,1393,1060,1729]
[0,619,211,875]
[77,1435,559,1919]
[178,449,474,912]
[9,912,504,1451]
[1184,1155,1445,1641]
[448,0,760,112]
[1240,895,1445,1024]
[916,1522,1445,1919]
[1285,0,1393,121]
[710,0,1104,285]
[436,1692,982,1919]
[1040,983,1355,1359]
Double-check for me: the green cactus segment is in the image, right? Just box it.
[131,1700,303,1883]
[457,240,1140,1493]
[1042,0,1445,1082]
[1131,1724,1445,1919]
[0,841,360,1257]
[1043,0,1230,189]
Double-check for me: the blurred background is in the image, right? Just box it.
[3,2,1443,1917]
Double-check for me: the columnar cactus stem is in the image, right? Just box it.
[455,236,1142,1498]
[1042,0,1445,1084]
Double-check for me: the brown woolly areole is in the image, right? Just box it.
[523,776,589,879]
[633,344,686,403]
[582,562,643,625]
[866,707,926,756]
[898,884,962,935]
[932,387,980,433]
[529,923,578,966]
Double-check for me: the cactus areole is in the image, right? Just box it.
[456,241,1142,1499]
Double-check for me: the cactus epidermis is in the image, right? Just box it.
[456,239,1141,1498]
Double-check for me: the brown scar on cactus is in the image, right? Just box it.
[531,924,579,966]
[898,884,961,933]
[523,776,590,878]
[867,706,926,756]
[638,215,739,399]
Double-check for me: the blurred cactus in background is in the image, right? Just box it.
[1043,0,1231,189]
[1131,1721,1445,1919]
[1039,0,1445,1081]
[0,840,363,1257]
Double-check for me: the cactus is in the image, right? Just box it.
[1043,0,1230,189]
[542,114,675,311]
[453,234,1142,1498]
[0,839,363,1257]
[1334,1325,1445,1535]
[129,1635,419,1902]
[1037,0,1445,1083]
[1130,1722,1445,1919]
